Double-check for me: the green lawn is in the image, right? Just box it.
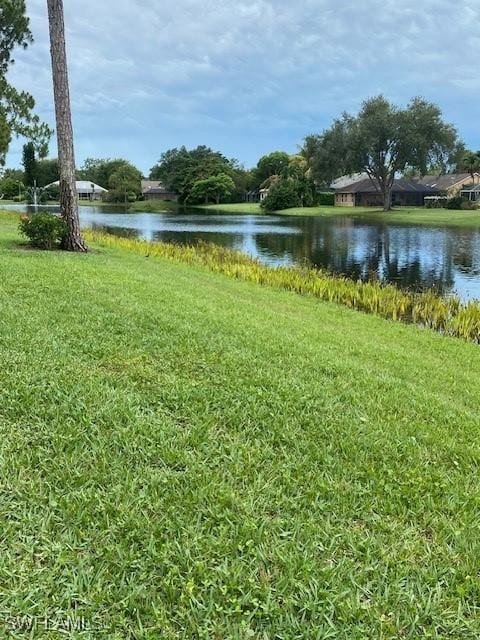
[1,211,480,638]
[199,203,480,227]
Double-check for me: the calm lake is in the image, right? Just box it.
[6,204,480,301]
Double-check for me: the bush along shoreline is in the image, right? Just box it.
[85,230,480,343]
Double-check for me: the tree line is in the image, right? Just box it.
[1,1,478,226]
[2,108,477,211]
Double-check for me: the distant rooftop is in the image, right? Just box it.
[46,180,107,193]
[337,177,440,194]
[413,173,475,191]
[330,173,368,190]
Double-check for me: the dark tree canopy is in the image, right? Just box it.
[254,151,291,187]
[78,158,142,190]
[304,96,461,210]
[22,141,39,186]
[150,146,236,203]
[107,163,142,202]
[0,0,51,164]
[190,173,235,205]
[36,157,59,187]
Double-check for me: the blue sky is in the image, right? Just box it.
[6,0,480,174]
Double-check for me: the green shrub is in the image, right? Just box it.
[446,196,465,210]
[424,197,448,209]
[0,177,21,199]
[261,179,300,212]
[317,191,335,206]
[460,200,477,210]
[19,213,67,249]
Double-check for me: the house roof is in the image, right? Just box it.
[330,173,369,189]
[45,180,107,192]
[146,187,177,195]
[141,180,171,193]
[336,177,440,194]
[413,173,474,190]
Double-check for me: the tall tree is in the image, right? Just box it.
[22,141,37,186]
[0,0,51,164]
[47,0,86,251]
[304,96,460,211]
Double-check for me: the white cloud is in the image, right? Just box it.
[5,0,480,171]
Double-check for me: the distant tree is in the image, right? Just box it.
[462,150,480,184]
[303,96,460,210]
[287,154,316,206]
[230,162,255,201]
[190,174,236,204]
[261,178,300,212]
[78,158,142,190]
[0,0,51,165]
[47,0,86,251]
[107,164,142,203]
[22,142,37,186]
[36,158,59,187]
[150,146,234,203]
[0,176,22,198]
[2,167,24,182]
[254,151,290,187]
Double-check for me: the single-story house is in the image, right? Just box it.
[141,180,178,202]
[334,177,439,207]
[414,173,479,196]
[259,188,270,202]
[45,180,108,201]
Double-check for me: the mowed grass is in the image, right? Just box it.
[199,203,480,227]
[1,213,480,638]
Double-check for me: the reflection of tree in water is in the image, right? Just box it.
[152,230,241,251]
[90,223,141,239]
[450,229,480,274]
[255,216,464,294]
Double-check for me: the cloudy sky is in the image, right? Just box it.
[6,0,480,174]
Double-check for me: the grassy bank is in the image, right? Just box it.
[199,203,480,227]
[1,212,480,637]
[86,230,480,342]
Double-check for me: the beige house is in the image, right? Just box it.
[414,173,479,196]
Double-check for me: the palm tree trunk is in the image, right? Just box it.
[47,0,86,252]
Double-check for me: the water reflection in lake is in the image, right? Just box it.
[5,204,480,300]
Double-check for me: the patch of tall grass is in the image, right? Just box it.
[85,230,480,343]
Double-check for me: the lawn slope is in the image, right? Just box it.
[1,213,480,638]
